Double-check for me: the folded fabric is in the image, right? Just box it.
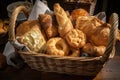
[28,0,51,20]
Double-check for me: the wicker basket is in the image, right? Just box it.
[9,6,119,76]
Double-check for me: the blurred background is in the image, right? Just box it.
[0,0,119,26]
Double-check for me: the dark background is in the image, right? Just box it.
[0,0,119,28]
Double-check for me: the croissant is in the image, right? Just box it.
[54,3,73,37]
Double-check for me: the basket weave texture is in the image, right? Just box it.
[63,0,97,15]
[9,5,119,76]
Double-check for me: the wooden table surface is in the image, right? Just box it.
[0,41,120,80]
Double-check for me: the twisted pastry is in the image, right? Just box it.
[54,3,73,37]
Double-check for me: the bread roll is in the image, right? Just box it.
[46,37,69,56]
[54,3,73,37]
[71,8,89,20]
[16,20,46,53]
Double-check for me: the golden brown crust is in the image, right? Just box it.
[65,29,86,49]
[46,37,69,56]
[82,43,106,56]
[54,3,73,37]
[38,14,58,39]
[90,23,111,46]
[71,8,89,20]
[75,16,104,39]
[16,20,40,36]
[16,20,46,53]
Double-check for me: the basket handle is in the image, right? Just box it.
[101,13,119,63]
[9,6,29,42]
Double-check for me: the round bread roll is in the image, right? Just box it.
[65,29,86,49]
[46,37,69,56]
[71,8,89,20]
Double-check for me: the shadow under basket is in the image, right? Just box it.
[9,5,119,76]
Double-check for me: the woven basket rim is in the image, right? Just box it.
[18,50,104,61]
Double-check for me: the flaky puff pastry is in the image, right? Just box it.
[54,3,73,37]
[16,20,46,53]
[65,29,86,49]
[83,43,106,56]
[39,14,58,39]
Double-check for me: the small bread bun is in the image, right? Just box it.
[71,8,89,20]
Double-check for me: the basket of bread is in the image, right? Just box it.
[8,3,119,76]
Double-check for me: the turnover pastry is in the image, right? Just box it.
[54,3,73,37]
[16,20,46,53]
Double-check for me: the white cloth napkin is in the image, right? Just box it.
[28,0,51,20]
